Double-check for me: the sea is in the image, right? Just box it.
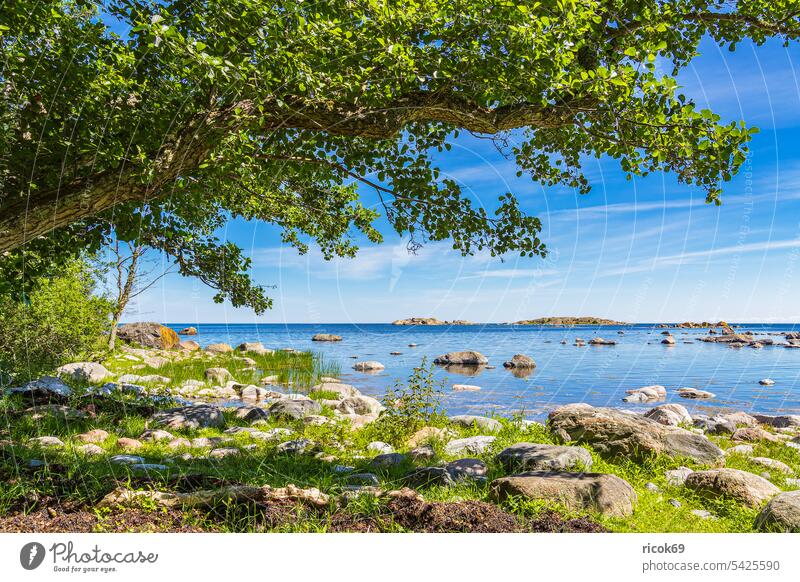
[163,323,800,420]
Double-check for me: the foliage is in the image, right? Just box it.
[2,1,798,309]
[0,260,113,383]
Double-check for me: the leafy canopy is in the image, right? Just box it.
[1,1,798,310]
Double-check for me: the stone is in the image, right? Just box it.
[367,441,394,454]
[335,395,384,415]
[693,416,736,435]
[445,458,488,481]
[685,469,780,507]
[151,405,224,430]
[668,498,682,507]
[311,382,360,399]
[407,426,452,447]
[755,490,800,532]
[77,443,105,456]
[56,362,113,383]
[204,367,233,383]
[691,509,715,519]
[234,406,270,422]
[409,445,436,461]
[497,442,593,472]
[403,467,455,488]
[143,356,169,369]
[759,378,776,386]
[588,337,616,345]
[677,387,716,399]
[179,327,197,335]
[433,351,488,365]
[662,336,676,345]
[276,439,312,454]
[240,385,269,400]
[29,436,65,447]
[75,429,110,444]
[754,414,800,429]
[623,385,666,403]
[117,373,170,384]
[270,398,322,420]
[645,482,660,492]
[304,415,330,426]
[665,467,694,486]
[725,444,754,456]
[179,340,200,351]
[490,471,637,517]
[352,361,385,371]
[312,333,342,341]
[236,342,272,355]
[548,404,724,464]
[205,343,233,354]
[209,447,241,459]
[25,404,85,420]
[449,415,502,432]
[750,457,793,474]
[116,438,142,451]
[718,411,759,427]
[444,435,496,456]
[139,429,175,442]
[110,454,145,465]
[10,376,71,400]
[367,453,408,470]
[503,354,536,368]
[645,403,692,426]
[346,473,380,487]
[452,384,481,392]
[732,427,780,443]
[117,322,180,349]
[167,438,191,449]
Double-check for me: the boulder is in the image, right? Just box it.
[644,403,692,426]
[433,351,488,365]
[150,405,225,430]
[352,361,385,372]
[750,457,793,474]
[117,322,180,349]
[732,427,781,443]
[29,436,65,447]
[367,453,408,470]
[753,414,800,429]
[490,471,637,517]
[75,429,110,444]
[445,458,488,481]
[116,438,143,451]
[452,384,481,392]
[677,387,715,399]
[312,333,342,342]
[449,415,502,432]
[367,441,394,454]
[236,342,272,355]
[139,429,174,442]
[662,336,676,345]
[588,337,616,345]
[311,382,360,399]
[623,385,666,403]
[497,443,593,472]
[179,340,200,351]
[335,395,384,415]
[9,376,71,401]
[503,354,536,369]
[270,399,322,420]
[56,362,113,383]
[205,343,233,354]
[233,406,270,422]
[407,427,453,448]
[755,490,800,532]
[693,416,736,435]
[444,435,496,456]
[759,378,776,386]
[25,404,84,420]
[77,443,105,456]
[179,327,197,335]
[665,467,694,486]
[548,404,724,464]
[409,445,437,461]
[685,468,780,507]
[204,367,234,383]
[403,467,455,488]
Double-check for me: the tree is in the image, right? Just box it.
[1,1,798,311]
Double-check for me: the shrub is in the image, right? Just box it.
[0,260,113,384]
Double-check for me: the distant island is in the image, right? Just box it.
[391,317,474,325]
[512,316,627,326]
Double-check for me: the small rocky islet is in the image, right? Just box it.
[2,321,800,533]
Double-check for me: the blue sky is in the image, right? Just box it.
[124,37,800,324]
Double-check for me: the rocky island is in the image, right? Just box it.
[512,316,627,326]
[392,317,473,326]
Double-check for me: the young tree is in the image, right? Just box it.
[1,1,798,311]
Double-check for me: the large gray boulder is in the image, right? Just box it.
[548,404,724,464]
[151,405,225,430]
[490,471,637,517]
[236,342,272,355]
[685,468,780,507]
[496,443,593,472]
[644,403,692,426]
[9,376,72,400]
[335,395,383,415]
[433,351,488,365]
[311,382,360,399]
[755,490,800,532]
[270,398,322,420]
[117,322,180,349]
[56,362,113,384]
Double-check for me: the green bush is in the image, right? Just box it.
[0,260,112,384]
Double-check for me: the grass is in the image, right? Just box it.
[1,349,799,532]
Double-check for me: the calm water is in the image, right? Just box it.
[165,323,800,419]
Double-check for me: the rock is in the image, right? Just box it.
[644,403,692,426]
[548,404,724,464]
[346,473,380,487]
[726,444,755,456]
[75,429,110,444]
[588,337,616,345]
[444,458,488,481]
[662,336,676,345]
[452,384,481,392]
[665,467,694,486]
[204,367,234,383]
[693,416,736,435]
[151,405,225,430]
[179,340,200,351]
[117,322,180,349]
[240,385,270,400]
[56,362,113,383]
[311,382,360,399]
[685,468,780,507]
[179,327,197,335]
[623,385,666,403]
[732,427,780,443]
[668,498,682,507]
[303,415,330,426]
[205,343,233,354]
[335,395,384,415]
[110,454,145,465]
[449,415,502,432]
[754,414,800,429]
[76,443,105,456]
[719,412,759,427]
[25,404,85,420]
[645,482,660,492]
[496,443,593,472]
[29,436,65,447]
[116,438,143,451]
[209,447,241,459]
[403,467,455,488]
[755,490,800,532]
[117,373,170,384]
[490,471,637,517]
[751,457,793,474]
[760,378,776,386]
[433,351,488,365]
[236,342,272,355]
[276,439,312,454]
[352,361,385,372]
[677,387,716,399]
[234,406,270,423]
[367,441,394,454]
[407,427,452,447]
[167,438,191,449]
[139,429,174,442]
[444,435,496,456]
[409,445,437,461]
[9,376,71,400]
[270,399,322,420]
[367,453,408,470]
[691,509,716,520]
[503,354,536,368]
[312,333,342,341]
